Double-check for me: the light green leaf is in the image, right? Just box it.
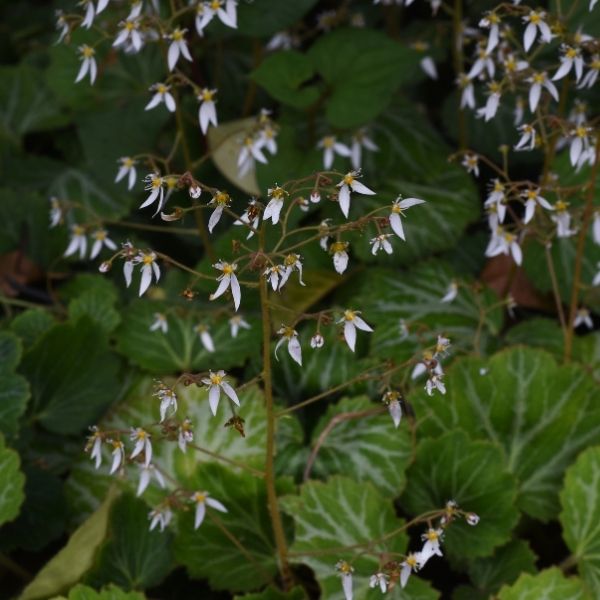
[281,476,410,600]
[68,289,121,334]
[401,431,519,560]
[87,493,173,590]
[497,568,591,600]
[53,583,145,600]
[0,434,25,526]
[560,446,600,596]
[174,464,292,593]
[309,396,412,498]
[20,318,121,434]
[19,487,119,600]
[115,300,260,374]
[409,348,600,520]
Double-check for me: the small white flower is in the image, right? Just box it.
[189,185,202,199]
[195,324,215,352]
[207,190,231,233]
[479,11,501,53]
[569,125,592,166]
[86,426,103,469]
[522,10,552,53]
[420,528,444,565]
[485,229,522,265]
[310,191,321,204]
[579,55,600,89]
[336,170,375,218]
[522,188,553,224]
[350,128,378,170]
[191,490,228,530]
[335,561,354,600]
[370,234,393,255]
[201,370,240,415]
[150,313,168,333]
[135,251,161,296]
[551,200,575,238]
[264,185,288,225]
[178,418,194,452]
[467,45,495,80]
[574,308,594,329]
[515,124,536,151]
[382,391,402,428]
[484,179,507,223]
[553,45,584,82]
[319,219,332,251]
[234,198,260,239]
[197,0,238,31]
[476,81,501,122]
[527,72,558,113]
[338,309,373,352]
[400,553,421,588]
[75,45,97,84]
[108,439,125,474]
[441,281,458,303]
[457,73,475,110]
[210,260,241,311]
[55,10,69,43]
[141,173,166,214]
[369,572,389,593]
[96,0,110,13]
[115,157,137,190]
[90,229,117,259]
[80,0,96,29]
[280,254,305,288]
[466,512,480,526]
[137,463,165,497]
[275,326,302,366]
[330,241,350,274]
[310,333,324,348]
[156,387,178,422]
[514,97,526,126]
[435,335,451,358]
[389,196,426,240]
[64,224,88,259]
[462,154,479,177]
[237,135,267,177]
[145,83,176,113]
[229,315,251,338]
[49,197,62,228]
[149,506,173,532]
[264,265,285,291]
[113,18,143,52]
[198,88,218,134]
[425,373,446,396]
[318,136,351,169]
[167,28,192,71]
[130,427,152,467]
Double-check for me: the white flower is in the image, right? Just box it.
[369,572,389,593]
[229,315,251,338]
[264,265,284,291]
[195,324,215,352]
[198,88,218,134]
[310,333,324,348]
[96,0,110,13]
[318,136,351,169]
[462,154,479,177]
[350,129,378,170]
[258,122,278,155]
[522,10,552,53]
[280,254,305,288]
[484,179,507,222]
[467,45,494,80]
[55,10,69,43]
[389,196,426,240]
[234,198,260,239]
[551,200,574,238]
[64,224,87,259]
[382,391,402,428]
[207,190,231,233]
[191,490,228,530]
[574,308,593,329]
[145,83,176,113]
[435,334,451,357]
[156,387,178,422]
[75,45,97,84]
[579,55,600,89]
[197,0,238,31]
[485,229,523,265]
[128,0,143,20]
[115,157,137,190]
[150,312,168,333]
[370,234,393,255]
[420,528,444,565]
[522,188,553,224]
[49,197,62,228]
[514,97,525,126]
[338,309,373,352]
[527,72,558,113]
[130,428,152,467]
[476,82,501,122]
[167,28,192,71]
[420,55,438,80]
[135,251,161,296]
[210,260,241,310]
[149,506,173,532]
[441,281,458,303]
[86,427,103,469]
[466,512,480,526]
[90,229,117,259]
[319,219,332,251]
[330,241,350,274]
[264,185,288,225]
[178,419,194,452]
[457,74,475,109]
[113,19,143,52]
[310,191,321,204]
[553,45,584,82]
[141,173,166,214]
[201,370,240,415]
[336,561,354,600]
[336,170,375,218]
[569,125,592,166]
[425,373,446,396]
[400,553,421,588]
[109,439,125,474]
[137,464,165,497]
[515,124,536,151]
[275,326,302,366]
[80,0,96,29]
[237,136,267,177]
[479,11,501,53]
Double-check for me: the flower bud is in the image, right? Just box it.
[189,185,202,199]
[310,191,321,203]
[99,261,111,273]
[466,512,480,526]
[310,333,325,348]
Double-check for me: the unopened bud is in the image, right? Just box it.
[466,512,480,526]
[99,261,111,273]
[310,333,325,349]
[189,185,202,199]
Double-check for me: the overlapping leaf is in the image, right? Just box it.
[0,434,25,526]
[497,568,591,600]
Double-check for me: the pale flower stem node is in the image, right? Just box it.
[201,370,240,416]
[335,560,354,600]
[191,491,228,530]
[275,326,302,366]
[337,309,373,352]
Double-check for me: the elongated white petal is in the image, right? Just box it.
[333,251,348,274]
[350,180,375,195]
[338,185,351,218]
[529,83,541,112]
[389,401,402,428]
[211,274,231,300]
[344,321,357,352]
[287,336,302,366]
[341,573,353,600]
[139,264,153,296]
[230,274,241,311]
[75,59,90,83]
[389,213,405,240]
[208,385,221,415]
[208,205,224,233]
[206,497,228,512]
[353,315,373,332]
[523,22,537,52]
[167,41,180,71]
[194,501,206,529]
[145,93,162,111]
[137,468,151,496]
[165,92,176,113]
[221,381,240,405]
[201,331,215,352]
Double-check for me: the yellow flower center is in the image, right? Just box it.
[322,136,334,149]
[555,200,568,212]
[157,84,168,94]
[82,45,95,58]
[125,20,137,31]
[526,190,537,200]
[284,254,298,267]
[338,561,352,574]
[576,126,588,138]
[406,555,418,568]
[202,89,214,102]
[489,81,501,94]
[330,241,347,253]
[151,177,162,189]
[136,430,147,440]
[210,0,221,9]
[210,373,223,385]
[142,254,154,265]
[530,12,541,24]
[194,492,206,503]
[94,230,107,241]
[123,157,134,167]
[343,173,355,185]
[344,310,356,322]
[172,29,184,41]
[270,186,287,200]
[532,73,545,84]
[73,225,85,235]
[566,47,577,59]
[221,263,234,274]
[166,177,177,190]
[426,530,439,541]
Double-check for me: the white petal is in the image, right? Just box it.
[137,468,151,496]
[353,315,373,332]
[208,205,224,233]
[552,60,572,81]
[201,331,215,352]
[350,180,375,195]
[333,251,348,274]
[208,385,221,415]
[287,336,302,366]
[75,59,90,83]
[524,199,535,224]
[529,83,541,113]
[341,573,353,600]
[339,185,351,218]
[165,92,176,113]
[344,321,357,352]
[221,381,240,406]
[167,41,180,71]
[389,213,405,240]
[389,401,402,428]
[523,22,537,52]
[139,264,152,296]
[145,93,162,111]
[211,274,231,300]
[206,497,228,512]
[230,274,241,311]
[194,501,206,529]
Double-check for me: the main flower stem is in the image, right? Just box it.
[259,226,293,589]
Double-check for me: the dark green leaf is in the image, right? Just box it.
[497,568,591,600]
[0,433,25,526]
[9,308,56,350]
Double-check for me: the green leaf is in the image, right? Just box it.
[115,300,260,374]
[20,318,121,434]
[252,51,319,110]
[309,396,412,497]
[307,28,420,128]
[409,347,600,520]
[467,540,537,596]
[237,0,319,37]
[281,476,410,599]
[87,493,173,590]
[0,372,30,437]
[68,289,121,334]
[0,331,22,373]
[234,586,307,600]
[19,487,119,600]
[355,262,503,362]
[401,431,519,560]
[0,434,25,526]
[9,308,56,349]
[174,464,291,593]
[54,584,145,600]
[560,446,600,596]
[497,568,591,600]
